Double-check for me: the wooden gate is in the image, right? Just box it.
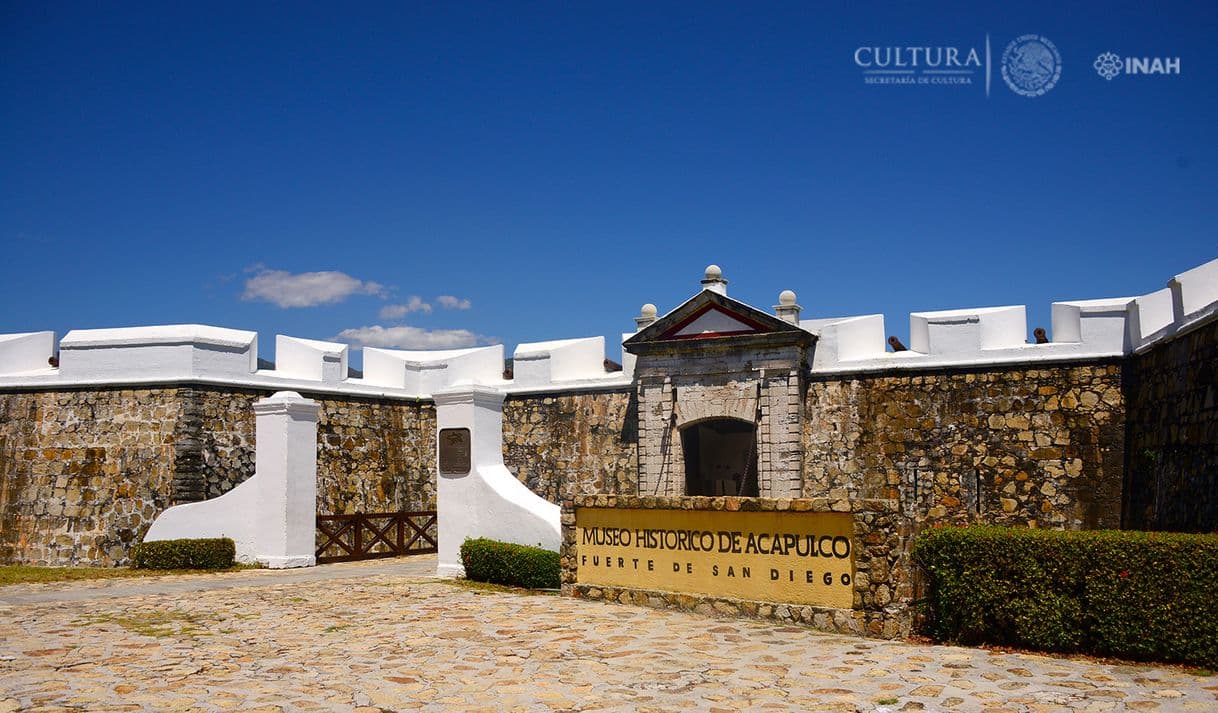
[315,511,437,564]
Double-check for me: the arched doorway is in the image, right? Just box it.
[680,418,759,497]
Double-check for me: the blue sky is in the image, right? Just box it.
[3,2,1215,363]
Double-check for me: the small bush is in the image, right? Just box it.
[460,538,559,589]
[914,526,1218,668]
[131,538,236,570]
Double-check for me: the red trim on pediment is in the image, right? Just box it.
[660,303,773,340]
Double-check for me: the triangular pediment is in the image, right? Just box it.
[670,306,762,338]
[624,290,810,353]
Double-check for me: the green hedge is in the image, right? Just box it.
[460,538,560,589]
[131,538,236,570]
[914,526,1218,668]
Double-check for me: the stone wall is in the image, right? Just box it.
[561,494,911,639]
[803,362,1127,531]
[1124,318,1218,532]
[502,389,637,503]
[0,385,437,566]
[0,387,182,566]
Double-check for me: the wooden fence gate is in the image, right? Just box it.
[315,511,438,564]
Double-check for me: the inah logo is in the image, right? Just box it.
[1093,52,1181,80]
[1001,34,1062,97]
[1094,52,1122,80]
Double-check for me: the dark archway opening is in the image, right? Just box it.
[681,419,759,497]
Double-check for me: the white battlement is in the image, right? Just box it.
[273,335,349,384]
[0,331,57,376]
[59,325,259,381]
[0,326,632,399]
[362,345,505,393]
[0,257,1214,393]
[511,336,624,391]
[910,305,1028,355]
[804,257,1218,373]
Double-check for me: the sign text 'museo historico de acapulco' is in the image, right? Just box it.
[575,508,856,609]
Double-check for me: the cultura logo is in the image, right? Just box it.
[1094,52,1122,80]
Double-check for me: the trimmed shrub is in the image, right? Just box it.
[131,538,236,570]
[460,538,560,589]
[914,526,1218,668]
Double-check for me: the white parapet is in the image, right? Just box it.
[512,336,605,386]
[910,305,1027,355]
[1050,297,1134,352]
[362,344,504,392]
[274,335,349,383]
[434,384,561,578]
[58,325,257,381]
[619,332,637,379]
[0,331,56,375]
[1170,257,1218,324]
[143,391,320,568]
[803,315,887,369]
[1129,288,1176,346]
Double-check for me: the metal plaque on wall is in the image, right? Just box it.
[438,428,471,475]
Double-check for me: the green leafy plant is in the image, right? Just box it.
[130,537,236,570]
[460,538,560,589]
[914,526,1218,668]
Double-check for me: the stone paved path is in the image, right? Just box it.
[0,556,1213,712]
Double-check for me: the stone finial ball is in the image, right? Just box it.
[779,290,797,306]
[641,303,658,318]
[705,264,722,280]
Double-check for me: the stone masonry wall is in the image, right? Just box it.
[803,362,1127,531]
[502,389,637,503]
[1124,317,1218,532]
[0,387,182,566]
[0,385,437,566]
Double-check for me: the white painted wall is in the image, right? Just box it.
[143,391,320,568]
[1130,288,1176,346]
[0,331,55,375]
[1051,297,1134,352]
[433,384,561,578]
[1,257,1215,390]
[362,344,504,392]
[58,325,258,381]
[274,335,348,384]
[804,315,887,370]
[910,305,1027,355]
[512,336,606,386]
[1170,257,1218,324]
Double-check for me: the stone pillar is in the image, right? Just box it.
[251,391,320,568]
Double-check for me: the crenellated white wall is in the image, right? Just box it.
[58,325,258,381]
[274,335,349,384]
[805,257,1218,373]
[512,336,607,387]
[0,257,1214,392]
[0,331,56,375]
[362,344,505,393]
[909,305,1028,355]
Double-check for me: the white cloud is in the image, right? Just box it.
[436,295,472,310]
[379,296,432,320]
[242,268,386,308]
[334,325,494,349]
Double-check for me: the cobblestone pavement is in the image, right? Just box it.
[1,556,1214,712]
